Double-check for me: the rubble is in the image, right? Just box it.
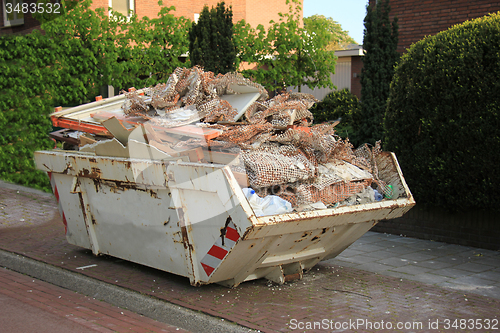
[52,66,396,211]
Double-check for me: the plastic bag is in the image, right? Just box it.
[242,188,293,217]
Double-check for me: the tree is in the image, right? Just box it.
[235,0,336,92]
[358,0,398,144]
[304,15,357,51]
[188,2,236,74]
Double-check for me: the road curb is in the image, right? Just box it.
[0,249,255,333]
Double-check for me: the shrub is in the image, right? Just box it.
[310,89,362,145]
[384,13,500,212]
[0,33,55,191]
[0,0,191,191]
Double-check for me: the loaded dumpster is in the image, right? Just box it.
[35,67,415,287]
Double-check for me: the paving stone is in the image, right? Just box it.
[399,252,437,261]
[436,281,500,299]
[333,254,376,265]
[412,260,457,270]
[453,275,499,288]
[431,268,475,279]
[391,265,433,275]
[354,262,394,273]
[346,243,386,253]
[362,249,401,260]
[407,273,450,285]
[452,262,495,273]
[474,270,500,282]
[377,257,413,268]
[383,246,421,255]
[334,249,365,258]
[467,256,500,267]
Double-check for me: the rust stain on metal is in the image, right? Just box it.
[177,208,194,252]
[62,162,73,175]
[78,167,102,179]
[99,180,159,198]
[91,213,97,225]
[220,216,232,247]
[77,193,87,221]
[284,272,301,282]
[92,178,102,193]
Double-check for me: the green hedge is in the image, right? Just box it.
[0,33,55,191]
[384,13,500,212]
[0,0,191,191]
[310,89,362,144]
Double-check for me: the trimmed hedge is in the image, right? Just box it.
[384,13,500,212]
[310,89,362,145]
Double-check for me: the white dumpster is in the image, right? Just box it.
[34,149,415,287]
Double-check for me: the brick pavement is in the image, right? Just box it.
[0,267,188,333]
[1,181,499,332]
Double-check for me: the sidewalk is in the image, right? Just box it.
[326,231,500,300]
[0,267,188,333]
[1,180,499,332]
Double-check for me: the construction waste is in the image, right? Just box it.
[53,66,397,215]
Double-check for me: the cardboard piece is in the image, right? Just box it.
[221,84,262,121]
[102,117,135,145]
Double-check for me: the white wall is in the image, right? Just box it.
[288,57,351,101]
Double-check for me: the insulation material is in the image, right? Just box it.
[242,145,316,188]
[84,67,392,210]
[121,66,267,123]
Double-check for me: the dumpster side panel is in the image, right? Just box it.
[52,173,92,249]
[75,177,189,276]
[34,151,170,187]
[167,162,255,285]
[215,220,374,287]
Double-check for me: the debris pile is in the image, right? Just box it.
[55,66,397,212]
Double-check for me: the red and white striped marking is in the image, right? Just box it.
[48,172,68,234]
[200,220,240,277]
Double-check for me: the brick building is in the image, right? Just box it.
[1,0,299,35]
[370,0,500,53]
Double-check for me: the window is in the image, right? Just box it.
[109,0,134,18]
[2,0,24,27]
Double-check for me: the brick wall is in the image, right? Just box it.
[372,205,499,250]
[370,0,500,53]
[0,0,297,36]
[123,0,300,29]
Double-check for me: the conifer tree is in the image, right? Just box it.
[188,2,236,74]
[358,0,399,144]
